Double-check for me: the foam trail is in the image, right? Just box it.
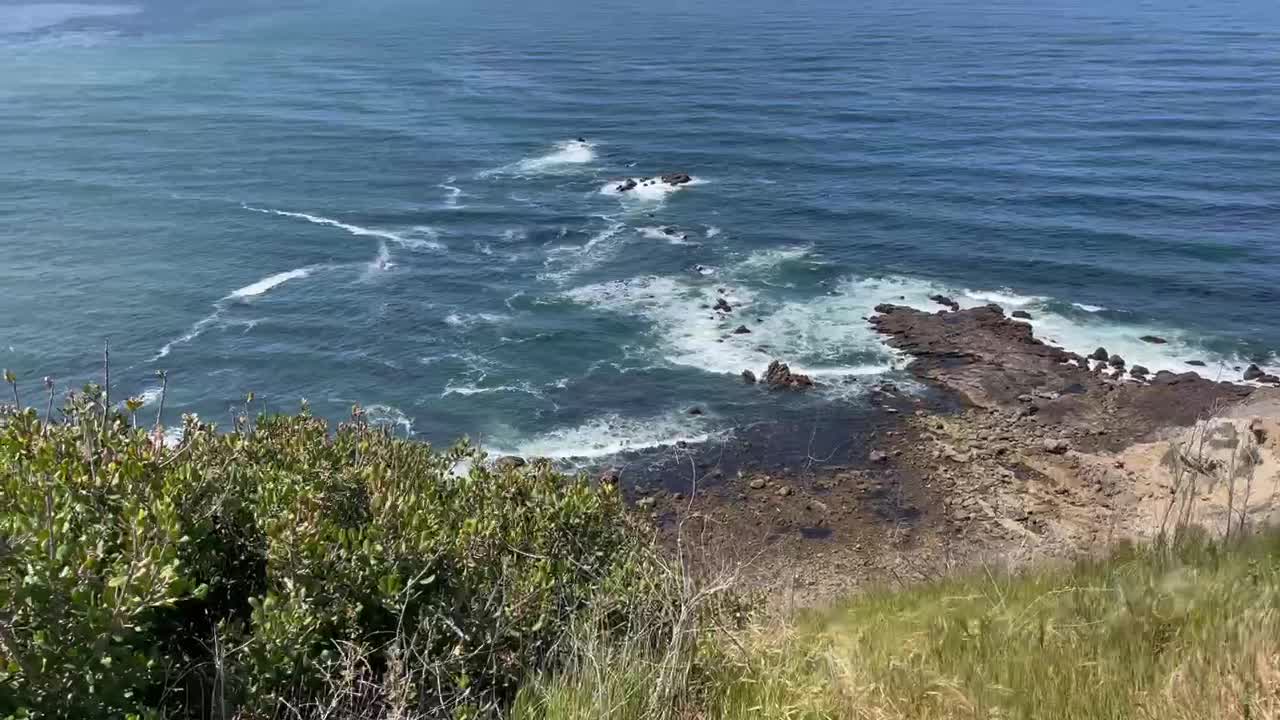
[438,178,466,208]
[228,268,311,299]
[243,205,444,250]
[705,226,722,239]
[538,222,626,285]
[152,265,315,360]
[961,288,1045,308]
[486,410,717,461]
[481,139,597,177]
[1072,302,1106,313]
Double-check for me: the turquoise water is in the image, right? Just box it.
[3,0,1278,461]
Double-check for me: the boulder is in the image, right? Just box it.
[775,486,793,497]
[1011,310,1033,320]
[494,456,526,471]
[929,294,960,311]
[748,477,767,490]
[1042,438,1070,454]
[1130,365,1150,378]
[869,450,889,463]
[1108,354,1126,369]
[661,172,693,186]
[1244,364,1264,381]
[1091,347,1110,361]
[1139,335,1168,344]
[764,360,814,390]
[1187,360,1207,367]
[615,178,637,193]
[741,369,757,384]
[687,407,704,416]
[1261,374,1280,385]
[714,297,733,313]
[733,325,752,335]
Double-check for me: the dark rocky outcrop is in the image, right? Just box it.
[741,370,757,384]
[615,178,637,193]
[1187,360,1207,367]
[1244,364,1265,381]
[1130,365,1150,378]
[733,325,752,335]
[1139,335,1168,344]
[764,360,814,390]
[1012,310,1033,320]
[869,303,1252,447]
[929,294,960,311]
[661,172,693,186]
[1091,347,1109,361]
[1109,354,1126,369]
[714,297,733,313]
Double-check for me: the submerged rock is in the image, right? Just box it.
[714,297,733,313]
[1139,335,1168,344]
[733,325,752,335]
[1012,310,1033,320]
[615,178,637,193]
[741,369,757,384]
[1187,360,1207,367]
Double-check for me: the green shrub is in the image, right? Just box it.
[0,389,662,719]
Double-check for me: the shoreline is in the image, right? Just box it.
[615,301,1280,603]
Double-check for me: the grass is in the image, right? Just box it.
[514,531,1280,719]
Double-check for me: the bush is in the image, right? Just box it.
[0,387,663,719]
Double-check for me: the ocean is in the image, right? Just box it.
[2,0,1278,465]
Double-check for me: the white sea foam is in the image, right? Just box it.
[735,245,818,272]
[365,404,414,435]
[228,268,312,299]
[137,385,163,406]
[438,179,466,209]
[1072,302,1106,313]
[599,176,706,204]
[482,140,597,177]
[960,288,1045,308]
[538,222,626,285]
[441,381,544,399]
[705,226,722,239]
[638,226,698,244]
[243,206,445,251]
[486,410,718,461]
[565,275,901,385]
[444,312,510,329]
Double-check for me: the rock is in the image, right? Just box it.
[763,360,814,390]
[661,226,679,236]
[748,477,767,490]
[1139,335,1168,344]
[1076,357,1090,369]
[1091,347,1109,361]
[775,486,793,497]
[661,172,693,186]
[1261,374,1280,385]
[869,450,889,463]
[733,325,752,335]
[687,407,704,416]
[1130,365,1150,378]
[1041,438,1070,454]
[599,468,621,485]
[714,297,733,313]
[615,178,637,193]
[635,496,657,510]
[741,369,757,384]
[929,294,960,311]
[1108,354,1126,369]
[494,455,526,471]
[1187,360,1207,367]
[1244,364,1264,381]
[1011,310,1033,320]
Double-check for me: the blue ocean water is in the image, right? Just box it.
[2,0,1278,461]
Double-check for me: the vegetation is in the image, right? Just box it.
[0,377,667,719]
[2,368,1276,719]
[517,532,1280,720]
